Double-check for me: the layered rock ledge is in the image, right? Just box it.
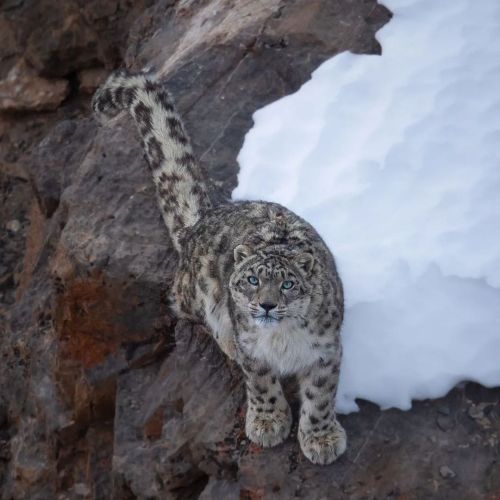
[1,1,499,499]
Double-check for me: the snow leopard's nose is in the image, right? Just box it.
[260,302,277,313]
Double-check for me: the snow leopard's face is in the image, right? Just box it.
[229,245,314,328]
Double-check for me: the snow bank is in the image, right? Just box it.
[233,0,500,412]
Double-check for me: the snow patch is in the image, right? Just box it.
[233,0,500,412]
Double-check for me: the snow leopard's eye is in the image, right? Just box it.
[248,275,259,286]
[281,280,294,290]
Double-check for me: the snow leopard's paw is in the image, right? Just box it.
[245,404,292,448]
[299,418,346,465]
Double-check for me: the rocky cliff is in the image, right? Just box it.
[1,1,499,499]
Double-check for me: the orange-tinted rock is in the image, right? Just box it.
[55,272,124,369]
[143,405,164,441]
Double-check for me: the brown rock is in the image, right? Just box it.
[0,0,406,498]
[0,14,19,70]
[27,118,96,217]
[1,1,499,498]
[2,0,150,79]
[0,59,68,112]
[24,1,104,77]
[77,68,108,94]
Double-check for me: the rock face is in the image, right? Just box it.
[0,1,390,497]
[1,1,498,499]
[0,60,69,112]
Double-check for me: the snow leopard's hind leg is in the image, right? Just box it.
[92,69,212,252]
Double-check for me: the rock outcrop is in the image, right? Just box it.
[2,1,499,499]
[1,1,390,496]
[0,60,69,112]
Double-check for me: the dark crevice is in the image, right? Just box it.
[170,470,210,500]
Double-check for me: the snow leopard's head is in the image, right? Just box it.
[229,245,314,327]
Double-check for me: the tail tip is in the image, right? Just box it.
[92,87,120,123]
[92,67,159,123]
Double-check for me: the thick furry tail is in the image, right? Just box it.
[92,69,212,251]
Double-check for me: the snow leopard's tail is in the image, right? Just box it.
[92,69,212,252]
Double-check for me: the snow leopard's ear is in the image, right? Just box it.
[293,252,314,275]
[234,244,252,264]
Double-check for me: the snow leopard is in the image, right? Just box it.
[92,69,346,465]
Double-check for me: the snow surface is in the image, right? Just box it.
[233,0,500,412]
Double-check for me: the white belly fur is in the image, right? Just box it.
[247,320,321,376]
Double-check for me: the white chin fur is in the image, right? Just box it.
[248,319,321,376]
[253,316,280,327]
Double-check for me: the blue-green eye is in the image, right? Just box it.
[248,276,259,286]
[281,280,294,290]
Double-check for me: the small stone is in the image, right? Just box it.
[6,219,21,233]
[468,404,485,420]
[436,414,455,432]
[437,404,451,416]
[342,483,357,495]
[439,465,456,479]
[73,483,91,497]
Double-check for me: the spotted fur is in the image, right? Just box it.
[92,70,211,251]
[93,69,347,465]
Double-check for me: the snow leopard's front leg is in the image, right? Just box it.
[240,356,292,447]
[297,354,346,465]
